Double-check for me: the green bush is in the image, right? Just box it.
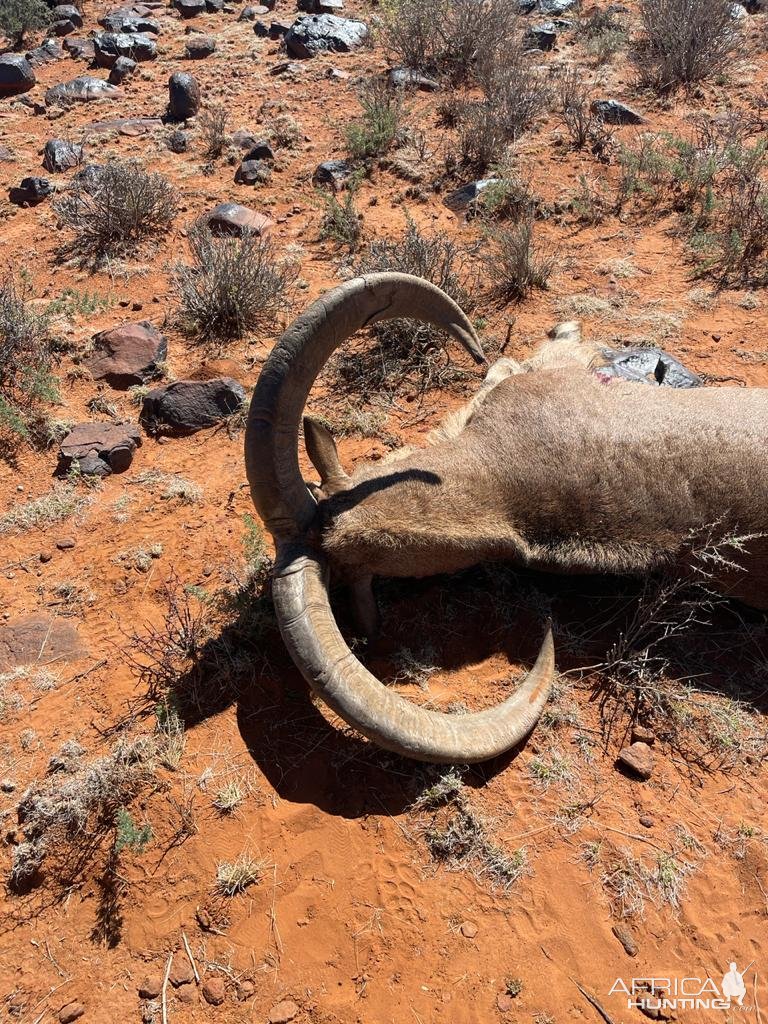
[0,0,50,49]
[346,79,402,161]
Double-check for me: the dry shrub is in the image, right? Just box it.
[199,103,230,159]
[55,160,177,265]
[174,224,298,343]
[333,218,478,399]
[10,738,155,891]
[633,0,738,91]
[346,78,403,161]
[484,216,556,302]
[0,275,58,441]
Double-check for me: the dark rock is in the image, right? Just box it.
[253,19,270,35]
[174,0,207,15]
[244,139,275,161]
[45,76,120,104]
[239,4,268,17]
[443,178,500,212]
[100,10,161,33]
[202,978,226,1006]
[56,537,76,550]
[185,35,216,57]
[538,0,576,12]
[617,741,654,780]
[168,71,200,120]
[73,163,105,187]
[235,159,271,184]
[51,16,78,35]
[42,138,83,172]
[268,18,293,37]
[284,13,368,57]
[52,5,83,27]
[93,32,157,68]
[0,615,86,672]
[84,321,167,387]
[109,55,137,83]
[0,55,36,97]
[591,98,643,125]
[388,67,439,91]
[26,39,64,66]
[612,924,638,957]
[516,0,537,10]
[58,1002,84,1024]
[597,348,701,388]
[9,177,53,206]
[205,0,224,10]
[59,421,142,475]
[523,21,557,49]
[312,158,354,190]
[639,814,655,828]
[167,128,189,152]
[63,37,95,60]
[298,0,343,10]
[270,60,301,75]
[141,378,246,435]
[138,976,163,1000]
[206,201,273,236]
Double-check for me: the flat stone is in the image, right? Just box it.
[206,202,273,236]
[388,67,439,91]
[597,347,701,388]
[460,921,478,938]
[59,421,141,474]
[284,13,368,57]
[100,11,161,33]
[85,321,167,388]
[443,178,500,212]
[617,741,654,780]
[202,977,226,1005]
[140,378,246,435]
[63,37,95,60]
[268,1002,299,1024]
[26,39,65,66]
[0,55,36,96]
[45,76,121,105]
[591,98,644,125]
[0,615,86,672]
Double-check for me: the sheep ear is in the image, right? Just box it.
[303,416,350,494]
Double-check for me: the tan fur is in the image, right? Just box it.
[307,323,768,612]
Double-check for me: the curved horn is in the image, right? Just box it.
[274,543,555,763]
[245,272,555,763]
[245,273,484,541]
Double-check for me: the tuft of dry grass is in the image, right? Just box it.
[216,853,268,896]
[0,485,89,535]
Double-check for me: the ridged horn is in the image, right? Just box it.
[245,272,555,763]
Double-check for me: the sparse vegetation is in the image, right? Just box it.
[0,484,90,534]
[319,183,363,252]
[199,103,230,159]
[216,852,267,896]
[633,0,738,91]
[113,808,153,854]
[484,217,556,302]
[55,160,177,266]
[0,0,50,48]
[0,275,58,443]
[175,224,298,343]
[346,79,403,161]
[337,218,477,398]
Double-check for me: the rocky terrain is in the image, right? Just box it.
[1,0,768,1021]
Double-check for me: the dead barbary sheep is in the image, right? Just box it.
[245,273,768,763]
[141,379,246,435]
